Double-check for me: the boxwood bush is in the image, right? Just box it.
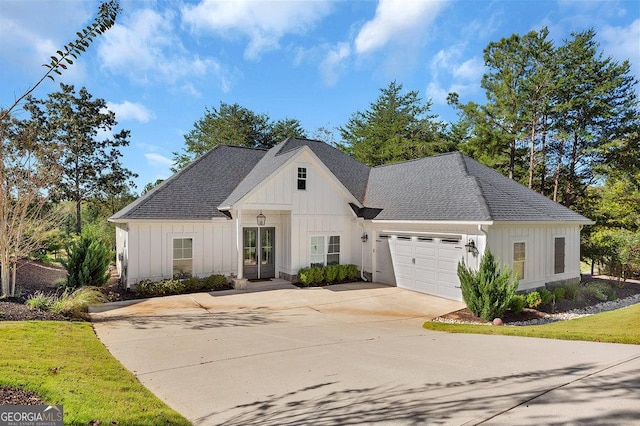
[297,264,360,287]
[134,274,229,297]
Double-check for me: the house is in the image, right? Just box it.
[110,137,593,301]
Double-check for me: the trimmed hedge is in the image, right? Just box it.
[297,264,359,287]
[135,274,229,297]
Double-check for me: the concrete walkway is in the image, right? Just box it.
[91,282,640,425]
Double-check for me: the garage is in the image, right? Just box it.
[378,234,464,301]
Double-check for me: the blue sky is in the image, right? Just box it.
[1,0,638,192]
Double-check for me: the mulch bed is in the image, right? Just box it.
[0,387,45,405]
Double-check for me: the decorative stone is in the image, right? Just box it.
[492,318,504,326]
[232,278,248,290]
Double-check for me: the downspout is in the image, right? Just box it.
[478,224,488,255]
[359,221,368,282]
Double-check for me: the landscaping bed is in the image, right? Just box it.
[438,276,640,325]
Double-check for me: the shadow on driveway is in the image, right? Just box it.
[197,363,640,425]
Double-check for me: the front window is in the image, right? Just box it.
[310,235,340,267]
[297,167,307,190]
[173,238,193,277]
[513,242,526,280]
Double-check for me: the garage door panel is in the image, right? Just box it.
[386,235,464,301]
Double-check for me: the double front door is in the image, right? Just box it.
[243,227,275,280]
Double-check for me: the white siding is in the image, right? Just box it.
[124,221,237,287]
[239,150,359,274]
[486,224,582,291]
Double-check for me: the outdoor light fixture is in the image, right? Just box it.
[256,212,266,226]
[361,232,368,243]
[465,239,478,257]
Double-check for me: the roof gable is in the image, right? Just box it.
[220,137,370,208]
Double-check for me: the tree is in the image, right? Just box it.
[22,84,136,234]
[141,178,165,195]
[340,81,453,166]
[0,1,121,297]
[0,1,121,121]
[0,112,62,296]
[172,102,307,171]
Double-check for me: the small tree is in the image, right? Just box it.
[457,249,518,321]
[63,235,111,288]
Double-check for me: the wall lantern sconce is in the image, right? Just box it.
[361,232,368,243]
[256,211,266,226]
[465,239,479,257]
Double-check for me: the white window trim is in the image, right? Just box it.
[297,167,307,190]
[171,236,195,277]
[309,234,341,267]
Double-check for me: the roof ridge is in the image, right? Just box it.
[458,154,494,220]
[371,151,460,169]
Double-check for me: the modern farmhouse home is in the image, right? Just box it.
[110,137,592,300]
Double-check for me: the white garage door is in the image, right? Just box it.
[388,235,464,301]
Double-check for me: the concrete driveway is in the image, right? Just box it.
[91,281,640,425]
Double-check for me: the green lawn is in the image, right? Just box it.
[423,302,640,344]
[0,321,190,425]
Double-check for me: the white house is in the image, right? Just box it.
[110,138,593,301]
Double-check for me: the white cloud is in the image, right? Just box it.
[599,19,640,76]
[97,8,230,92]
[354,0,448,55]
[428,46,482,105]
[181,0,333,60]
[319,43,351,86]
[144,153,174,168]
[453,58,484,81]
[106,101,155,123]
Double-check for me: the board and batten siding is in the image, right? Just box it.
[123,221,237,287]
[486,223,582,291]
[240,151,358,274]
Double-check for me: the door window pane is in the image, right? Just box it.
[244,229,257,265]
[310,236,325,267]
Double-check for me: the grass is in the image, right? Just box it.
[0,321,190,425]
[423,303,640,345]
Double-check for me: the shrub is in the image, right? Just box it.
[52,287,107,318]
[525,291,542,309]
[324,265,339,283]
[134,275,228,297]
[538,288,553,306]
[345,264,358,281]
[63,235,111,288]
[297,267,313,286]
[457,249,518,321]
[336,264,348,281]
[563,283,580,300]
[202,274,228,290]
[585,282,617,302]
[553,286,566,301]
[312,266,325,285]
[26,291,56,311]
[508,294,526,314]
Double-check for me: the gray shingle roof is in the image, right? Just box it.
[110,145,266,220]
[362,152,591,222]
[112,139,591,224]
